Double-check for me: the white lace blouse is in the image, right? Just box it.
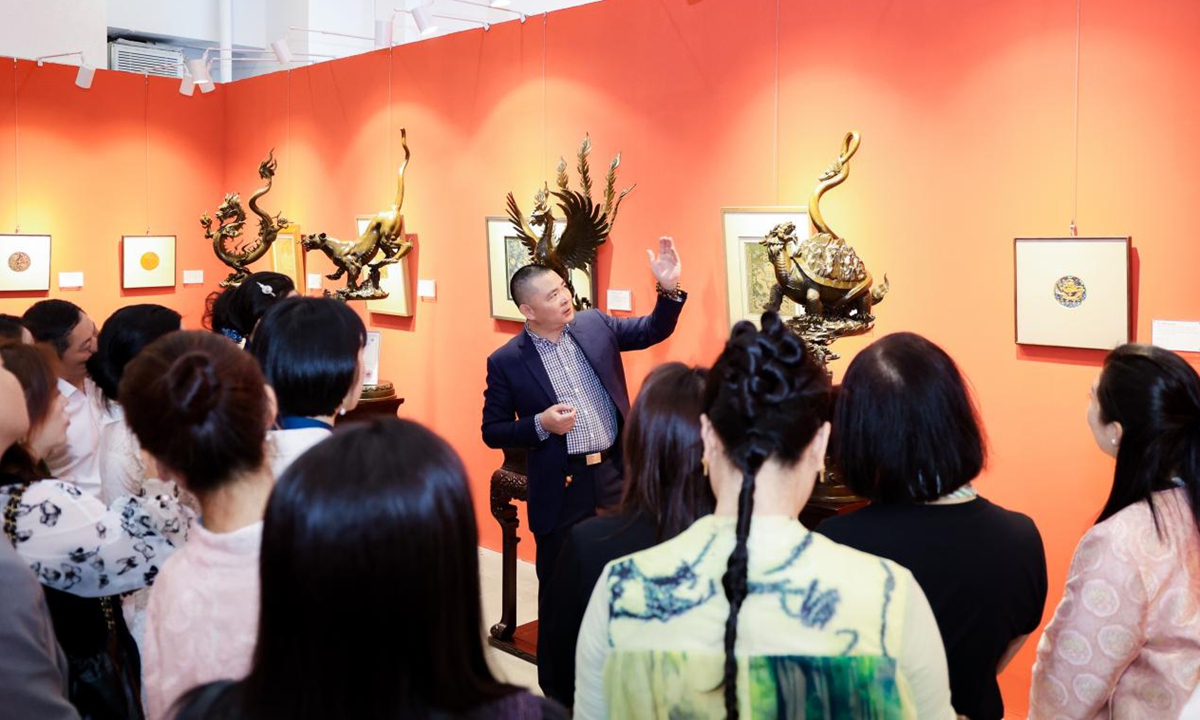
[0,479,194,598]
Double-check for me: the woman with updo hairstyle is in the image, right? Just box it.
[172,418,566,720]
[1030,344,1200,718]
[120,331,277,720]
[0,342,191,720]
[203,271,296,347]
[818,332,1047,720]
[574,312,955,719]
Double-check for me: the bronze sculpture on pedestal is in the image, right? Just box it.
[762,131,889,366]
[505,134,634,310]
[301,130,414,301]
[201,150,290,287]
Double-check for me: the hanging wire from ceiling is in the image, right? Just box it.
[1069,0,1081,236]
[12,59,20,233]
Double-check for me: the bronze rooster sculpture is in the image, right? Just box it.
[505,135,634,310]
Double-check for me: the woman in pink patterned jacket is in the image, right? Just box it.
[1030,344,1200,719]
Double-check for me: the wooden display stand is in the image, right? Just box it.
[487,448,537,662]
[340,382,404,425]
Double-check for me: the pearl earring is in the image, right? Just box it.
[1111,437,1118,446]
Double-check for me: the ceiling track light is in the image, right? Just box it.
[410,5,440,36]
[34,51,96,89]
[442,0,527,22]
[433,12,490,31]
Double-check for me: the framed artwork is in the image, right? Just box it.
[270,224,304,288]
[486,216,588,322]
[721,207,809,327]
[360,215,413,317]
[122,235,176,289]
[0,234,51,292]
[1014,236,1131,350]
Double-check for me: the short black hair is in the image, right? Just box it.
[0,313,27,343]
[22,299,84,358]
[87,304,182,404]
[509,264,558,307]
[250,297,366,418]
[834,332,986,504]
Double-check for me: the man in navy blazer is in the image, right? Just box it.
[482,237,686,586]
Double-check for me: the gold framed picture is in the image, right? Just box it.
[358,216,413,317]
[485,216,590,323]
[0,234,51,292]
[122,235,176,289]
[721,207,809,328]
[270,224,304,288]
[1014,236,1131,350]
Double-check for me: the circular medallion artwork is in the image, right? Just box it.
[1054,275,1087,308]
[140,252,160,271]
[7,252,31,273]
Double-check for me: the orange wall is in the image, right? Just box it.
[0,59,229,327]
[6,0,1200,714]
[220,1,1200,713]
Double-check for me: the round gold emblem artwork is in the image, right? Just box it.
[140,252,160,271]
[7,252,31,273]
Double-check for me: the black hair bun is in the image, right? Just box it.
[166,352,220,425]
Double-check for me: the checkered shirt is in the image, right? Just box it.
[527,324,619,455]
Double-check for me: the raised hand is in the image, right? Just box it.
[646,236,681,290]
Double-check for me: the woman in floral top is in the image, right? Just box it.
[0,341,192,719]
[1030,344,1200,718]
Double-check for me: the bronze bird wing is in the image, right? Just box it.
[551,189,610,271]
[505,192,541,260]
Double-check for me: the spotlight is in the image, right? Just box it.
[188,58,213,87]
[74,65,95,89]
[412,5,439,36]
[271,39,294,65]
[179,74,195,96]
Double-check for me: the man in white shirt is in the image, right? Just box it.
[23,300,102,497]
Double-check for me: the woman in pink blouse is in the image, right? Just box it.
[1030,344,1200,719]
[120,331,278,720]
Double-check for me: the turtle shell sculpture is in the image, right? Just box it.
[763,131,889,327]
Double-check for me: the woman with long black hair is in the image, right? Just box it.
[574,312,955,719]
[1030,344,1200,718]
[172,419,566,720]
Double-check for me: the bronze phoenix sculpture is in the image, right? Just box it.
[201,150,290,287]
[506,135,634,310]
[302,129,414,301]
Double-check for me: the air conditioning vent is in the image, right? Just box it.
[108,40,184,78]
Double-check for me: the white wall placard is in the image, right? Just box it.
[1152,320,1200,353]
[182,269,205,285]
[58,271,84,288]
[607,289,632,312]
[363,331,381,386]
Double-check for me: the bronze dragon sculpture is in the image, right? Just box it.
[201,150,290,287]
[505,135,634,310]
[762,131,889,364]
[302,130,414,301]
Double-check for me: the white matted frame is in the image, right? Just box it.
[122,235,176,289]
[0,234,51,292]
[486,216,587,322]
[722,207,808,328]
[359,216,413,317]
[1014,236,1131,350]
